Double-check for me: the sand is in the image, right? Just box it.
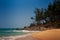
[0,29,60,40]
[32,29,60,40]
[15,35,38,40]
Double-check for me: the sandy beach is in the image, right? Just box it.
[0,29,60,40]
[32,29,60,40]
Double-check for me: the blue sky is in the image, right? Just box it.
[0,0,53,28]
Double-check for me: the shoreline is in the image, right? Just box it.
[0,30,40,40]
[0,29,60,40]
[0,33,32,40]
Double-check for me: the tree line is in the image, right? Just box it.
[30,0,60,28]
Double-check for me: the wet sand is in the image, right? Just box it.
[15,29,60,40]
[0,33,39,40]
[0,29,60,40]
[15,35,38,40]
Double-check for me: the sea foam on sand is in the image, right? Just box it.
[0,30,39,40]
[0,34,31,40]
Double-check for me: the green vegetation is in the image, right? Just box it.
[31,0,60,28]
[23,0,60,30]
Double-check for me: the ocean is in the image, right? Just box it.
[0,28,29,37]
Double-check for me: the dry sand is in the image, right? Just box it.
[32,29,60,40]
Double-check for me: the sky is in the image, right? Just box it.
[0,0,53,28]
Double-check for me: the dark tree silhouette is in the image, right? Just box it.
[31,0,60,28]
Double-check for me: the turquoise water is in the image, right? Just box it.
[0,30,29,37]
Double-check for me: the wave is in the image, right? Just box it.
[0,28,40,33]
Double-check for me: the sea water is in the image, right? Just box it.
[0,28,29,37]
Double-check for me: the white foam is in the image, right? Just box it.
[12,30,40,32]
[0,33,31,40]
[0,30,40,40]
[22,30,40,32]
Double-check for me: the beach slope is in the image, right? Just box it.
[1,29,60,40]
[32,29,60,40]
